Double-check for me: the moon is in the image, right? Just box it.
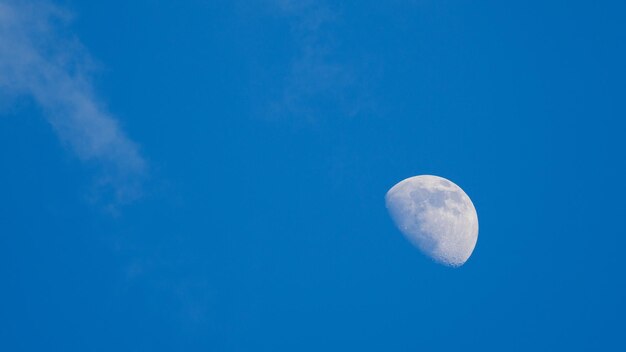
[385,175,478,267]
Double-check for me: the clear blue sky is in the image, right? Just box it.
[1,0,625,350]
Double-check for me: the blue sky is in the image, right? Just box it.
[1,0,625,350]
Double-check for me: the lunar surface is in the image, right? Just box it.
[385,175,478,267]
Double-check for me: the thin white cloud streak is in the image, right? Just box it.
[265,0,372,122]
[0,0,146,202]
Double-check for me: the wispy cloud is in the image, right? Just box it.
[262,0,374,123]
[0,0,146,204]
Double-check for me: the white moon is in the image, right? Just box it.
[385,175,478,267]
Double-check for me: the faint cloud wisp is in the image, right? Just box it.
[264,0,374,123]
[0,0,146,204]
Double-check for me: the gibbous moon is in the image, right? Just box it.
[386,175,478,267]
